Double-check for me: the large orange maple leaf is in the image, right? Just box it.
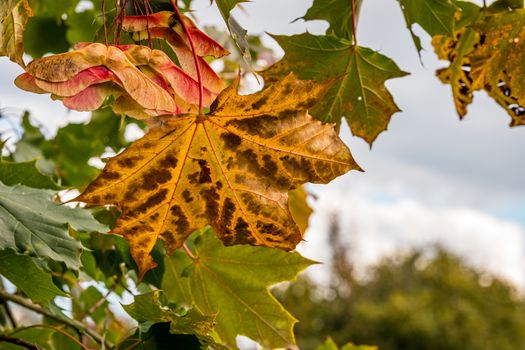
[77,74,360,278]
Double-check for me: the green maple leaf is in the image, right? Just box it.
[162,228,315,349]
[0,182,107,270]
[262,33,408,145]
[398,0,459,52]
[303,0,360,41]
[0,249,66,304]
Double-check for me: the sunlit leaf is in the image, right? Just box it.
[263,33,408,144]
[78,74,357,277]
[163,229,316,348]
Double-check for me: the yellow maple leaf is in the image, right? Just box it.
[77,74,360,278]
[433,10,525,126]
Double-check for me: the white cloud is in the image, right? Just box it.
[299,189,525,289]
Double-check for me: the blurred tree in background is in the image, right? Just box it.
[276,216,525,350]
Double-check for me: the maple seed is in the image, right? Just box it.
[77,74,360,278]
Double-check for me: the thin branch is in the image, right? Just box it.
[0,280,16,328]
[77,281,117,321]
[0,289,112,349]
[169,0,204,115]
[0,334,41,350]
[10,324,90,350]
[3,302,17,328]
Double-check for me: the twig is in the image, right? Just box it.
[169,0,204,115]
[10,324,90,350]
[3,302,17,328]
[0,334,41,350]
[0,289,112,349]
[77,281,117,321]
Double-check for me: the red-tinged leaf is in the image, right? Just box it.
[26,42,107,82]
[178,14,230,58]
[117,44,216,107]
[61,83,115,111]
[149,50,215,106]
[104,46,177,112]
[122,11,229,58]
[122,11,173,30]
[122,12,227,95]
[113,94,173,119]
[149,27,225,94]
[14,73,46,93]
[22,43,180,115]
[35,66,116,97]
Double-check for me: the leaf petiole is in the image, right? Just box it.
[170,0,205,116]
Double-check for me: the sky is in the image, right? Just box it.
[1,0,525,289]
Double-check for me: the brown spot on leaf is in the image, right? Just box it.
[102,171,121,180]
[221,132,242,150]
[235,217,251,241]
[197,159,212,184]
[135,189,168,214]
[117,156,141,168]
[169,205,190,234]
[182,189,194,203]
[219,197,235,228]
[142,168,172,190]
[201,187,220,219]
[251,96,268,110]
[227,115,278,138]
